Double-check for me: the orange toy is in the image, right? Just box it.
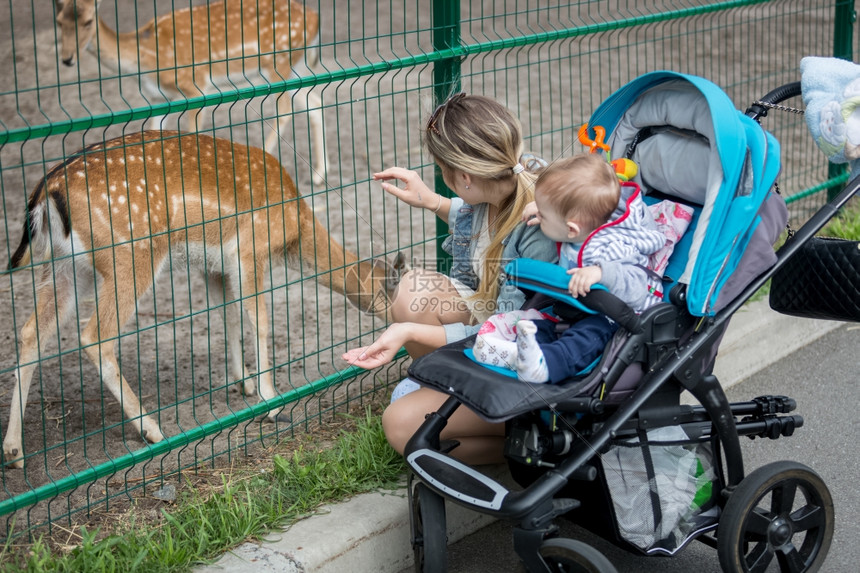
[577,123,610,154]
[579,123,638,181]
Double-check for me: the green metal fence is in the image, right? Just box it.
[0,0,854,539]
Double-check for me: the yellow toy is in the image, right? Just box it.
[611,157,638,181]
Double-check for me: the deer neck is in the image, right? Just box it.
[90,16,147,73]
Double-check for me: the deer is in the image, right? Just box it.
[54,0,329,185]
[2,130,403,468]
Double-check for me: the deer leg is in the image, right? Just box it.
[3,272,75,468]
[263,91,294,158]
[145,114,171,131]
[80,257,164,444]
[140,78,174,130]
[207,273,254,396]
[264,88,327,186]
[181,107,206,134]
[288,37,326,186]
[302,90,327,186]
[239,273,279,419]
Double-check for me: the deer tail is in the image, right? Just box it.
[8,183,72,272]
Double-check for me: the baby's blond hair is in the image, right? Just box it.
[536,154,620,231]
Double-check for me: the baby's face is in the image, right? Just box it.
[533,193,593,243]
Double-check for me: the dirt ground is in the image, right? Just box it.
[0,0,845,540]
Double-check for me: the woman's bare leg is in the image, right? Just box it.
[382,387,505,465]
[384,270,498,462]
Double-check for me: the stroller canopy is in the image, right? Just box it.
[588,72,784,316]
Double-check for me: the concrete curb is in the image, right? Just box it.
[710,299,844,395]
[197,299,844,573]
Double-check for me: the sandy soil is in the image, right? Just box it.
[0,0,846,537]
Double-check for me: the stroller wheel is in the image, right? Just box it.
[411,482,448,573]
[717,461,834,573]
[537,538,618,573]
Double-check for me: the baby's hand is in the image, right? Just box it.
[567,266,602,297]
[522,201,541,226]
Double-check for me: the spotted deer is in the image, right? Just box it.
[55,0,328,184]
[3,131,401,468]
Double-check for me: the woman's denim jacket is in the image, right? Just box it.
[441,197,558,343]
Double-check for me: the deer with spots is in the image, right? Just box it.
[54,0,328,184]
[2,131,402,468]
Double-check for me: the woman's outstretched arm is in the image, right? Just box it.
[373,166,452,220]
[342,322,448,369]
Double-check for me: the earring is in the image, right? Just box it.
[464,184,470,191]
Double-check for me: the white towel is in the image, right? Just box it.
[800,56,860,178]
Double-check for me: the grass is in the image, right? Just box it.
[823,197,860,239]
[0,408,406,573]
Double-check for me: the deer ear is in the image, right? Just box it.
[392,251,409,275]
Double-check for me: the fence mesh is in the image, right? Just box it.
[0,0,854,539]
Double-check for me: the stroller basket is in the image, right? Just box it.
[601,426,720,555]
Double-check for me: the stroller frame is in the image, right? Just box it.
[403,81,849,573]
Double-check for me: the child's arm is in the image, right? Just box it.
[522,201,540,226]
[596,259,653,311]
[567,265,603,297]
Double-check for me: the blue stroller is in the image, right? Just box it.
[403,72,855,572]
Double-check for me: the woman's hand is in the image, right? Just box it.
[342,322,413,369]
[567,265,603,298]
[374,167,436,210]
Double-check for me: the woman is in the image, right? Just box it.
[343,93,557,464]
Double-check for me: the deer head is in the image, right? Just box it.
[55,0,100,67]
[344,252,408,317]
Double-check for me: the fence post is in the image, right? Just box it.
[431,0,461,273]
[829,0,857,199]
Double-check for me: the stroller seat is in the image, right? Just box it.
[407,262,687,423]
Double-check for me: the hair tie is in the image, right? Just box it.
[512,163,525,174]
[519,154,548,173]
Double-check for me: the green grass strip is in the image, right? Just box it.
[0,410,406,573]
[823,196,860,239]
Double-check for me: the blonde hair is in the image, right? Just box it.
[536,154,620,231]
[424,94,537,305]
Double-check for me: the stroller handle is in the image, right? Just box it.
[745,81,802,120]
